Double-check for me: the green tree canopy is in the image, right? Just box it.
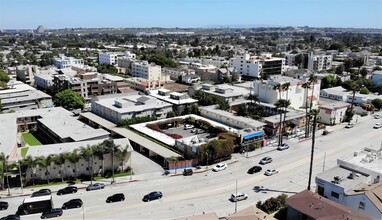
[53,89,85,110]
[371,98,382,110]
[359,87,370,94]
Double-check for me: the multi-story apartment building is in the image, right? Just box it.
[307,52,332,72]
[99,51,136,65]
[16,65,38,85]
[229,53,285,79]
[131,61,161,81]
[53,54,84,69]
[243,75,320,109]
[52,72,118,100]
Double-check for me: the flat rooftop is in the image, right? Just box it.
[26,138,131,158]
[149,90,198,105]
[93,92,172,114]
[319,101,350,110]
[339,146,382,175]
[264,109,306,124]
[0,113,17,156]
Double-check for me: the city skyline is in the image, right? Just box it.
[0,0,381,29]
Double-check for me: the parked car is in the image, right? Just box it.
[183,169,193,176]
[32,189,51,197]
[142,191,163,202]
[322,128,333,135]
[57,186,77,195]
[259,157,272,165]
[247,166,262,174]
[86,183,105,191]
[106,193,125,203]
[212,163,227,172]
[374,114,382,119]
[0,201,9,210]
[374,123,382,129]
[345,123,354,128]
[62,199,83,210]
[277,143,289,151]
[40,208,63,219]
[230,192,248,202]
[0,214,20,220]
[264,169,279,176]
[184,124,194,130]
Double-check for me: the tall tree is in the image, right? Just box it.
[281,99,291,145]
[307,109,319,190]
[80,146,94,184]
[0,153,6,188]
[115,146,129,173]
[273,83,283,99]
[103,139,117,183]
[274,99,285,146]
[67,150,80,180]
[53,89,85,110]
[52,153,66,182]
[22,156,37,185]
[35,155,53,184]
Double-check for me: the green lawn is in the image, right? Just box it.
[21,147,29,157]
[22,132,42,146]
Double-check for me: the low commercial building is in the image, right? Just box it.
[315,146,382,220]
[149,89,198,113]
[0,81,52,112]
[194,83,250,103]
[320,86,350,102]
[263,109,306,137]
[318,102,351,125]
[91,92,173,123]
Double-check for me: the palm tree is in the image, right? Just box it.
[22,156,37,185]
[281,99,291,145]
[171,156,178,174]
[67,150,80,180]
[103,139,117,183]
[301,82,311,138]
[307,109,319,190]
[308,74,318,112]
[115,146,129,173]
[93,143,106,177]
[282,82,291,101]
[0,153,6,188]
[80,146,93,184]
[274,99,285,146]
[35,155,53,184]
[52,153,66,182]
[273,83,282,99]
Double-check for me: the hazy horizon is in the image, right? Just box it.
[1,0,381,29]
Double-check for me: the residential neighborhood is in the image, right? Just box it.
[0,1,381,219]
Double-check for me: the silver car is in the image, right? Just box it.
[86,183,105,191]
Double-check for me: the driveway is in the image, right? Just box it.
[131,151,164,174]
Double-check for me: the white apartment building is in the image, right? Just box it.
[99,51,136,65]
[53,54,84,69]
[131,61,161,81]
[285,54,297,66]
[245,75,320,109]
[308,52,332,72]
[315,146,382,220]
[229,53,285,78]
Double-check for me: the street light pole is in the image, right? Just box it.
[17,161,23,194]
[129,152,132,180]
[81,192,85,220]
[307,110,318,191]
[112,146,115,184]
[234,179,238,213]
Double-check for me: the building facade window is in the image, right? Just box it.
[331,191,339,199]
[359,201,365,210]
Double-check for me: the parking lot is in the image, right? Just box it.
[164,125,214,140]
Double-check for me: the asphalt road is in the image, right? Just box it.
[1,116,381,220]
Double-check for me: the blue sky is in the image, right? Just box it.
[0,0,381,29]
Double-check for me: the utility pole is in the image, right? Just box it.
[129,152,132,180]
[323,152,326,172]
[234,179,238,213]
[307,110,318,191]
[112,146,115,184]
[17,161,23,194]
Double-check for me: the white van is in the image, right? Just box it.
[230,192,248,202]
[184,124,194,130]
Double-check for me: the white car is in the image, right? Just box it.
[374,114,382,119]
[277,143,289,151]
[230,192,248,202]
[345,123,354,128]
[212,163,227,172]
[374,123,382,129]
[184,124,194,130]
[264,169,279,176]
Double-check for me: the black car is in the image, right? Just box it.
[142,191,163,202]
[62,199,83,209]
[32,189,51,197]
[40,208,63,219]
[57,186,78,195]
[0,214,20,220]
[0,201,9,210]
[247,166,262,174]
[106,193,125,203]
[183,169,193,176]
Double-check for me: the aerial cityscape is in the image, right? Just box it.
[0,0,381,219]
